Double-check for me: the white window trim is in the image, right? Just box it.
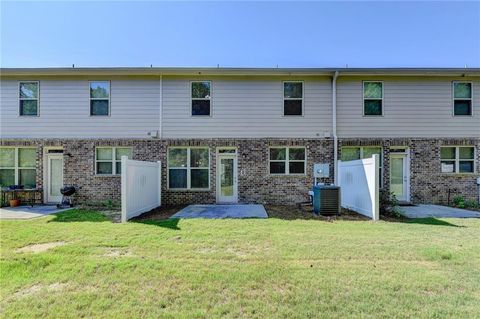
[0,147,37,187]
[89,81,111,117]
[362,81,384,117]
[191,81,212,117]
[269,146,307,175]
[167,147,210,190]
[283,81,304,117]
[452,81,473,117]
[18,81,40,117]
[95,147,132,175]
[440,146,475,174]
[341,146,384,187]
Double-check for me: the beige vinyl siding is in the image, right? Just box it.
[0,77,160,138]
[337,76,480,138]
[162,76,332,138]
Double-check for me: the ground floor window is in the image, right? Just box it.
[95,147,132,175]
[168,147,210,189]
[0,147,36,188]
[269,147,306,175]
[441,146,475,173]
[341,146,383,186]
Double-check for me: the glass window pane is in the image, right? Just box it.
[116,162,122,175]
[0,148,15,167]
[363,147,381,159]
[341,148,360,161]
[459,147,474,160]
[270,162,286,174]
[191,169,209,188]
[97,162,113,174]
[169,169,187,188]
[90,82,110,98]
[19,148,36,167]
[270,148,286,160]
[284,100,302,115]
[441,161,456,173]
[289,162,305,174]
[454,82,472,99]
[115,148,132,160]
[90,100,109,116]
[364,82,382,99]
[168,148,187,167]
[20,82,38,98]
[19,169,36,188]
[454,100,472,116]
[284,82,303,98]
[190,148,209,168]
[364,100,382,115]
[0,169,15,187]
[459,161,474,173]
[20,100,38,116]
[289,148,305,160]
[192,100,210,116]
[440,147,456,159]
[192,81,210,99]
[97,148,113,160]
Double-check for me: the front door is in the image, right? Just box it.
[216,154,238,203]
[389,154,408,202]
[46,155,64,203]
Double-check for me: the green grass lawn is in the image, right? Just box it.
[1,210,479,318]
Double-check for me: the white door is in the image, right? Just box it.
[389,154,408,202]
[216,154,238,203]
[47,155,64,203]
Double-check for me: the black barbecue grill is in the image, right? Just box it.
[57,185,77,208]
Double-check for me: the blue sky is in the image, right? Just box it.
[1,1,479,68]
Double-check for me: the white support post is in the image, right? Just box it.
[121,155,128,223]
[372,154,380,221]
[157,161,162,207]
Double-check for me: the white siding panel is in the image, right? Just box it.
[0,78,160,138]
[337,77,480,138]
[162,76,332,138]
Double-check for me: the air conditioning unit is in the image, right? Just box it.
[313,185,340,216]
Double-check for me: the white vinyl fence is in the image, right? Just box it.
[338,154,379,221]
[121,156,162,222]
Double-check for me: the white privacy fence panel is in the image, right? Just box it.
[121,157,161,222]
[338,154,379,221]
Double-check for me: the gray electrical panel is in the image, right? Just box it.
[313,163,329,178]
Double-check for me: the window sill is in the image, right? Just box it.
[94,174,121,177]
[440,172,476,176]
[166,188,211,192]
[269,174,307,177]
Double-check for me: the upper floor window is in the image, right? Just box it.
[283,81,303,116]
[269,147,306,175]
[95,147,132,175]
[19,82,39,116]
[0,147,36,188]
[168,147,210,189]
[453,82,472,116]
[363,81,383,116]
[441,146,474,173]
[90,81,110,116]
[191,81,211,116]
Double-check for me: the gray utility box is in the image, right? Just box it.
[313,185,341,216]
[313,163,329,178]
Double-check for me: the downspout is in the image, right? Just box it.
[332,71,339,185]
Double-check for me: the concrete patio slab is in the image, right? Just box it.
[400,204,480,218]
[171,204,268,219]
[0,205,71,220]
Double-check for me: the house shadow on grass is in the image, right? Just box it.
[400,217,464,228]
[131,218,180,230]
[48,209,111,223]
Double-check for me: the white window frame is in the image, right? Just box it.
[19,81,39,117]
[89,81,111,116]
[283,81,304,116]
[341,146,384,187]
[269,146,306,175]
[452,81,473,116]
[167,147,210,190]
[440,146,475,174]
[191,81,212,117]
[363,81,384,116]
[95,147,132,175]
[0,147,37,187]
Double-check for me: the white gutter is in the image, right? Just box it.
[332,71,339,185]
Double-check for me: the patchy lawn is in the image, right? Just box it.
[1,209,479,318]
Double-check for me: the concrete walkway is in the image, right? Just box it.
[171,204,268,219]
[400,204,480,218]
[0,205,71,220]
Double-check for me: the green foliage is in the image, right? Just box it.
[380,190,400,217]
[464,199,479,209]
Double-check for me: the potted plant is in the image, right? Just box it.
[8,185,22,207]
